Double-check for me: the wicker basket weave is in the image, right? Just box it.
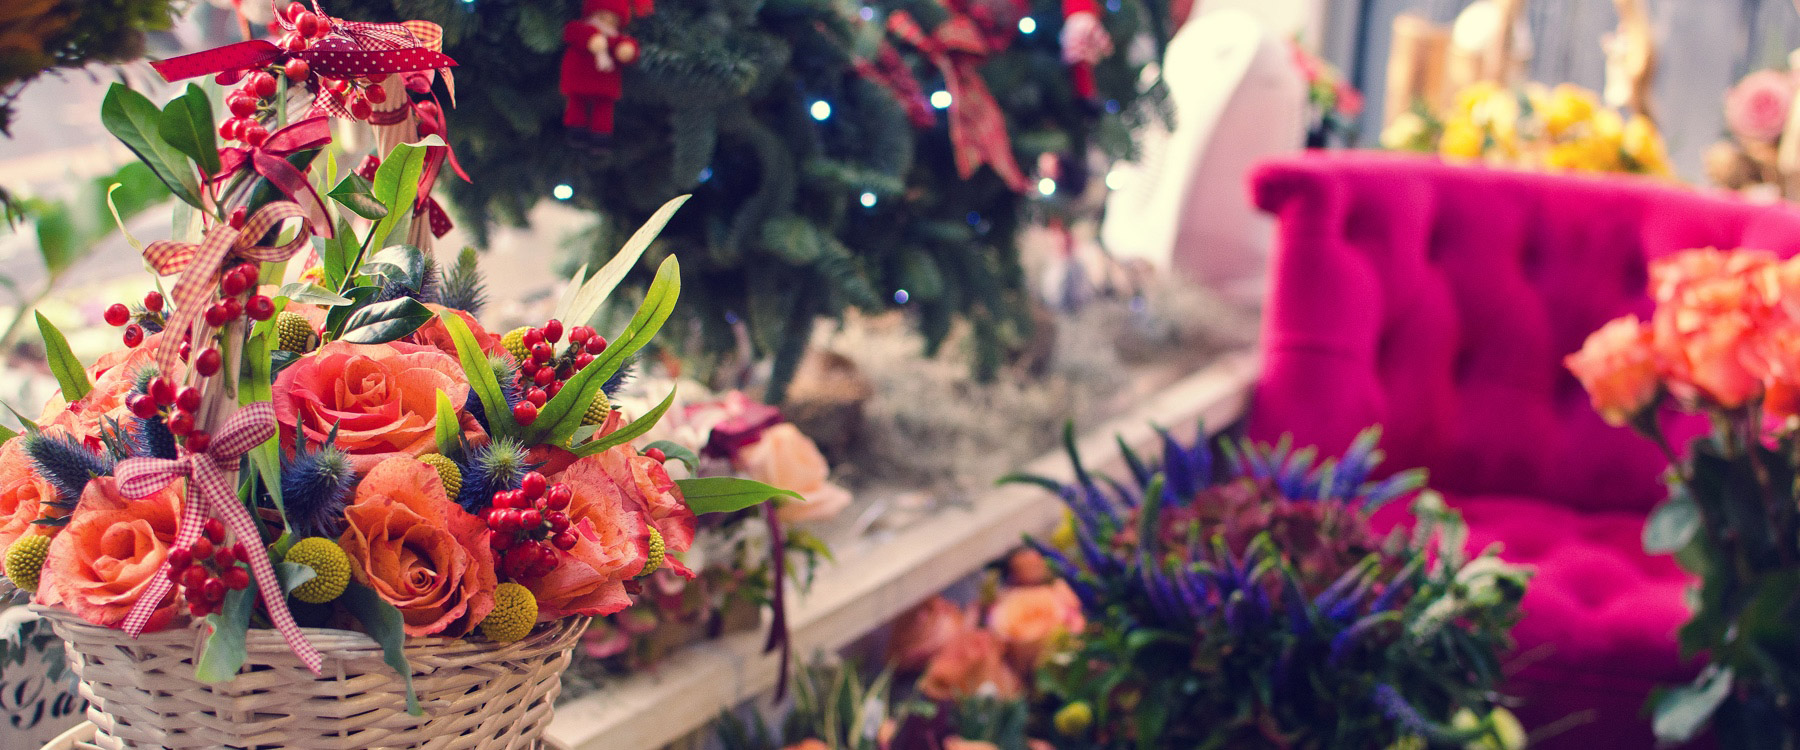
[32,605,588,750]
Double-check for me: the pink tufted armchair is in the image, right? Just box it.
[1245,152,1800,748]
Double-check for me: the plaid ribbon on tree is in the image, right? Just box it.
[888,10,1030,192]
[115,403,324,675]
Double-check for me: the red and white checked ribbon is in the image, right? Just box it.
[141,202,313,379]
[115,403,324,674]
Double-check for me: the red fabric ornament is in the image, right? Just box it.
[888,10,1030,192]
[1059,0,1110,100]
[562,0,648,137]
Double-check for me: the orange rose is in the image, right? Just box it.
[889,595,976,671]
[0,438,60,571]
[1565,315,1660,425]
[274,341,483,472]
[989,581,1085,670]
[36,477,184,631]
[411,304,504,358]
[37,333,177,446]
[1649,250,1775,409]
[532,452,656,618]
[585,445,697,573]
[738,423,851,523]
[340,458,497,636]
[919,629,1024,701]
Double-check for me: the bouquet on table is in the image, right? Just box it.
[0,3,793,747]
[1705,68,1800,199]
[1382,81,1670,176]
[1566,247,1800,748]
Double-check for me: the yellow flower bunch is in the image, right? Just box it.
[1383,82,1671,177]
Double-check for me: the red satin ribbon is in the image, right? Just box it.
[215,117,335,236]
[888,11,1030,192]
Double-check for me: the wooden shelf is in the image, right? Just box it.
[546,352,1260,750]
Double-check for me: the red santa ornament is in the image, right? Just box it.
[1059,0,1112,100]
[562,0,649,140]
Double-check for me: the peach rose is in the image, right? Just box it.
[340,458,497,636]
[1649,250,1777,409]
[1726,69,1795,144]
[738,424,851,523]
[1007,548,1053,586]
[583,445,697,573]
[533,452,657,618]
[988,581,1085,670]
[919,630,1024,701]
[1565,316,1660,426]
[37,333,176,446]
[888,595,976,671]
[0,439,60,571]
[36,477,184,631]
[411,304,504,358]
[274,341,482,472]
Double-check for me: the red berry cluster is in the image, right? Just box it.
[126,376,217,453]
[485,471,577,580]
[103,290,165,348]
[204,263,276,328]
[510,319,609,426]
[167,519,252,618]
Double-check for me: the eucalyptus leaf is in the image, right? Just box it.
[1644,493,1700,554]
[35,313,90,401]
[1653,667,1732,742]
[277,282,353,306]
[327,172,389,220]
[100,84,202,207]
[195,588,253,682]
[339,297,433,344]
[157,83,221,176]
[275,561,317,594]
[675,477,801,515]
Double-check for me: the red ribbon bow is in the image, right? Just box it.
[150,3,455,85]
[115,403,324,675]
[215,117,335,235]
[141,202,314,380]
[888,10,1030,192]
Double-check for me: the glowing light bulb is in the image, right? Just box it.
[860,6,875,19]
[810,100,832,120]
[860,192,877,207]
[1105,169,1127,191]
[1037,178,1057,196]
[552,184,574,200]
[930,90,952,109]
[1018,17,1036,33]
[893,289,910,304]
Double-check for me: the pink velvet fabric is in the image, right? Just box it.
[1246,152,1800,748]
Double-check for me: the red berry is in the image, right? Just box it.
[223,297,243,320]
[530,343,554,364]
[127,394,157,419]
[167,547,193,571]
[363,84,387,104]
[123,323,145,347]
[214,545,237,568]
[234,264,260,287]
[204,304,231,327]
[228,207,247,229]
[280,33,308,53]
[552,531,577,551]
[349,96,373,120]
[415,118,441,138]
[181,565,209,591]
[219,118,242,141]
[545,485,572,510]
[522,329,544,349]
[520,472,546,499]
[645,447,666,463]
[150,377,175,405]
[104,303,131,326]
[166,410,194,435]
[281,1,305,21]
[143,291,164,312]
[227,94,257,118]
[178,342,191,359]
[295,11,321,37]
[489,490,513,510]
[533,366,556,386]
[547,512,570,532]
[530,544,559,575]
[185,431,212,454]
[520,508,543,528]
[189,537,214,561]
[196,348,222,377]
[574,353,594,370]
[569,326,592,345]
[513,401,539,425]
[543,319,563,343]
[485,507,508,526]
[202,577,226,603]
[233,543,250,563]
[414,99,440,120]
[204,518,226,544]
[176,386,202,413]
[246,296,275,321]
[526,388,548,407]
[284,58,310,81]
[242,122,268,147]
[585,336,608,354]
[547,381,563,398]
[222,566,250,590]
[488,529,516,550]
[249,71,277,99]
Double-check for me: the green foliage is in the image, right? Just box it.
[0,0,181,138]
[676,476,803,515]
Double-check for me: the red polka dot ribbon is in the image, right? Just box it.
[215,116,335,236]
[150,3,455,87]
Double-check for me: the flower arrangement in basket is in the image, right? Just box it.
[1566,247,1800,747]
[1382,81,1670,176]
[0,4,796,748]
[1000,426,1531,749]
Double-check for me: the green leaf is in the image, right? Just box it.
[327,172,389,220]
[555,194,689,326]
[339,297,432,344]
[275,561,317,595]
[365,245,426,291]
[195,587,253,682]
[644,440,698,474]
[368,139,435,251]
[574,388,677,456]
[0,423,16,445]
[435,390,459,455]
[441,312,517,440]
[322,215,358,290]
[675,477,801,515]
[528,256,681,446]
[33,202,76,275]
[340,582,421,715]
[156,83,221,176]
[1643,493,1699,554]
[99,84,202,208]
[35,313,89,401]
[324,285,380,337]
[241,317,288,540]
[276,282,353,306]
[1653,667,1732,742]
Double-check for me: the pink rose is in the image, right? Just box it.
[738,424,852,523]
[1726,69,1795,143]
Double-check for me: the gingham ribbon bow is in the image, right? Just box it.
[141,202,313,379]
[115,403,324,675]
[887,10,1030,192]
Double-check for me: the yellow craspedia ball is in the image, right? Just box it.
[502,327,532,364]
[1438,117,1486,161]
[1053,701,1093,736]
[418,453,462,498]
[276,311,317,353]
[639,526,665,577]
[481,582,538,642]
[582,391,613,426]
[4,535,51,592]
[284,537,351,604]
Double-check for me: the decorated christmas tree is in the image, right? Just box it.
[330,0,1170,400]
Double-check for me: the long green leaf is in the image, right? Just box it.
[527,256,680,446]
[340,582,421,715]
[573,388,677,456]
[241,313,289,542]
[556,194,689,326]
[339,297,432,344]
[441,312,517,440]
[35,313,89,401]
[322,215,357,290]
[435,390,459,455]
[157,83,221,176]
[368,139,435,251]
[675,477,801,515]
[100,84,202,207]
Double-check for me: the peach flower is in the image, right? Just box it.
[919,630,1024,701]
[888,595,976,671]
[1565,316,1659,425]
[1007,548,1053,586]
[738,424,851,523]
[944,740,1001,750]
[411,304,504,358]
[340,458,497,636]
[37,333,176,446]
[533,451,658,618]
[584,444,697,573]
[1726,69,1795,144]
[0,438,60,571]
[989,581,1085,669]
[1648,250,1776,409]
[274,341,482,472]
[36,477,184,631]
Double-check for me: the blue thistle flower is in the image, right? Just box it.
[464,354,524,430]
[602,357,636,397]
[438,247,487,315]
[282,436,356,538]
[456,437,536,512]
[24,431,113,506]
[1370,683,1430,735]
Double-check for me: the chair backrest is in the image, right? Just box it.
[1246,152,1800,513]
